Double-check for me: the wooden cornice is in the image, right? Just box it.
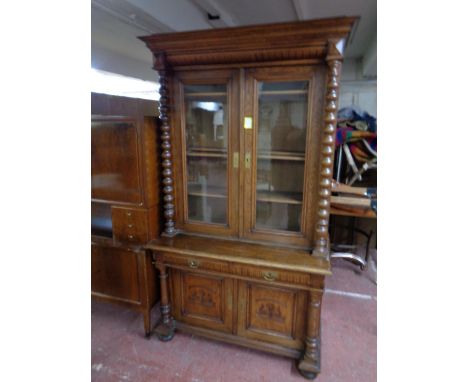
[139,17,358,68]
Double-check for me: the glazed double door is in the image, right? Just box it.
[172,66,326,247]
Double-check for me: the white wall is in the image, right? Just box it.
[339,58,377,117]
[91,42,157,82]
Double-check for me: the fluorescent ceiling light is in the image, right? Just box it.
[91,68,160,101]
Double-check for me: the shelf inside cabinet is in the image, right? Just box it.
[188,184,227,199]
[185,92,227,98]
[256,191,303,205]
[187,148,227,158]
[257,151,305,161]
[259,90,307,96]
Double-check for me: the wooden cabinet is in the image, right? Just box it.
[91,93,162,336]
[91,237,157,335]
[141,17,357,379]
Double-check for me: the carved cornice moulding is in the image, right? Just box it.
[140,17,358,67]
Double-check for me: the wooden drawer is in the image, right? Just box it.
[112,206,148,244]
[230,264,313,287]
[164,253,230,274]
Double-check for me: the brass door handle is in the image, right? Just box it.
[262,271,277,281]
[188,259,199,269]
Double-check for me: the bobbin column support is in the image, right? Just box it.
[154,52,177,237]
[153,255,175,342]
[297,291,323,379]
[313,40,345,258]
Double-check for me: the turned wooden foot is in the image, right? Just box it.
[296,336,321,378]
[154,320,175,342]
[296,361,318,380]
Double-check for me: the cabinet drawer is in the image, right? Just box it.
[164,253,229,274]
[231,264,312,287]
[112,206,148,244]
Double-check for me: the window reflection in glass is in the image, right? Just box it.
[255,81,308,232]
[184,84,228,224]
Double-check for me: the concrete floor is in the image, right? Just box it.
[92,257,376,382]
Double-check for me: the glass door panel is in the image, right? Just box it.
[255,81,308,232]
[185,84,228,224]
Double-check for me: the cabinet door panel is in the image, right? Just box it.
[91,118,142,204]
[91,245,140,303]
[242,66,326,247]
[171,269,234,333]
[173,70,240,237]
[237,281,306,349]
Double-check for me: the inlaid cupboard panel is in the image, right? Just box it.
[237,281,307,349]
[170,269,234,333]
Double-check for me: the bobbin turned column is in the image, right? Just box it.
[313,39,344,258]
[154,52,177,237]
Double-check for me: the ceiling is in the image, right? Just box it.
[92,0,376,80]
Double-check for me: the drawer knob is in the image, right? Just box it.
[188,259,199,269]
[126,212,132,217]
[262,271,277,281]
[128,234,134,239]
[128,224,133,228]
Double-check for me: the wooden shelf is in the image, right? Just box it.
[257,191,303,205]
[185,92,227,97]
[259,90,307,96]
[187,151,227,158]
[330,195,371,208]
[330,195,376,218]
[258,151,305,161]
[187,147,227,159]
[189,147,227,152]
[188,184,227,199]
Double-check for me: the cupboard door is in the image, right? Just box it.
[91,117,142,204]
[173,70,240,237]
[91,244,141,304]
[237,281,307,349]
[170,269,234,333]
[242,67,326,247]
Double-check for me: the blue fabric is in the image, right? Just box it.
[338,107,377,133]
